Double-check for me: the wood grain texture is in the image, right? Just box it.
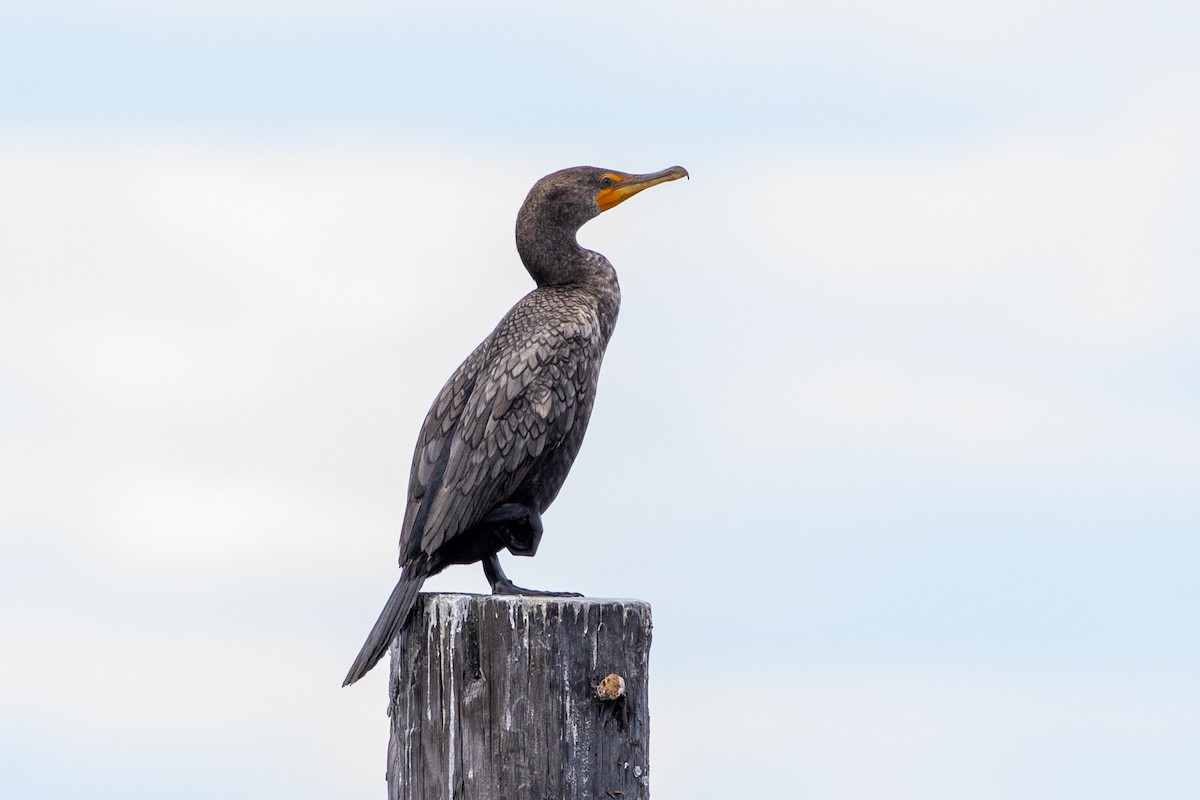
[387,594,652,800]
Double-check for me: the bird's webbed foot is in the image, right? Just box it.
[482,553,584,598]
[481,502,544,557]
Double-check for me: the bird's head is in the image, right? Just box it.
[519,165,689,233]
[515,165,688,283]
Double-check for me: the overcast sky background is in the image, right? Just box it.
[2,1,1199,797]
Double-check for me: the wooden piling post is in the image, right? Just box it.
[386,593,653,800]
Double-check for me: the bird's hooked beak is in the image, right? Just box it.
[595,166,689,212]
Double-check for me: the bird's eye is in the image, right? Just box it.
[599,176,614,188]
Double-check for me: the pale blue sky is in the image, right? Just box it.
[2,1,1199,798]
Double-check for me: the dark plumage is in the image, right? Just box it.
[343,165,688,686]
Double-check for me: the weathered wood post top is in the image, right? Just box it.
[387,593,653,800]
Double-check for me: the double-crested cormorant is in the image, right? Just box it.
[343,165,688,686]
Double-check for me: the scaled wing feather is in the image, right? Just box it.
[414,308,598,557]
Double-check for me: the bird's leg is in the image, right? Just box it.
[480,502,544,557]
[479,504,582,596]
[482,553,584,597]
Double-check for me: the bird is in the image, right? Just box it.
[342,165,688,686]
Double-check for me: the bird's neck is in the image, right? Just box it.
[516,220,613,285]
[516,224,620,339]
[516,221,582,283]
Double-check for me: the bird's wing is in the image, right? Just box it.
[397,336,490,565]
[408,305,599,559]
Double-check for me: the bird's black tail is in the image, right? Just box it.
[343,570,425,687]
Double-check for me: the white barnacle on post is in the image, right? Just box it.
[595,672,626,701]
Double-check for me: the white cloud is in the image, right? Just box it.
[667,96,1200,474]
[1,125,1196,800]
[0,604,387,798]
[747,96,1200,350]
[653,663,1200,799]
